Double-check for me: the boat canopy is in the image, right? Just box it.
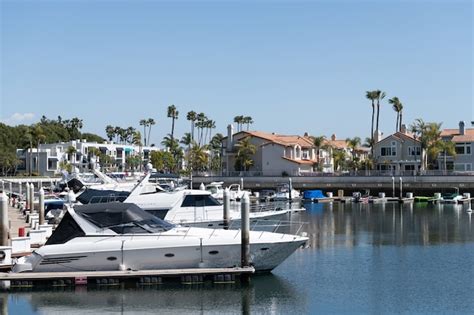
[76,189,130,204]
[74,203,175,234]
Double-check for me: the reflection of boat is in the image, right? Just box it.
[274,184,300,201]
[13,202,308,273]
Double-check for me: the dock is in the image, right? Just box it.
[0,266,254,288]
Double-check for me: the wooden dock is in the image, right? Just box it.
[0,267,255,288]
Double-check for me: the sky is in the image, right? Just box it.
[1,0,472,146]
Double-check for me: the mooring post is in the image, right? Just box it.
[223,188,230,229]
[25,182,30,210]
[241,192,250,267]
[399,177,403,200]
[18,181,22,201]
[240,177,244,190]
[288,177,293,205]
[0,192,9,246]
[0,180,3,192]
[29,183,35,212]
[39,188,45,225]
[8,182,12,195]
[391,176,395,198]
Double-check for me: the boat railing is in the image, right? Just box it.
[88,194,125,204]
[228,219,308,238]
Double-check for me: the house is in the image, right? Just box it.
[439,121,473,172]
[16,139,160,176]
[325,134,370,171]
[373,127,422,173]
[222,126,318,176]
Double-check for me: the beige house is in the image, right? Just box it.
[439,121,474,172]
[222,126,318,176]
[373,130,422,173]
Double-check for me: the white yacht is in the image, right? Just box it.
[12,203,308,273]
[205,182,246,201]
[274,184,300,201]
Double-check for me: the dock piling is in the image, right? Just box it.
[25,182,30,210]
[29,183,35,213]
[223,188,230,229]
[0,192,9,246]
[399,177,403,200]
[39,188,45,225]
[288,177,293,205]
[241,192,250,268]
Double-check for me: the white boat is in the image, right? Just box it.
[205,182,225,200]
[12,202,308,273]
[274,184,300,201]
[205,182,247,201]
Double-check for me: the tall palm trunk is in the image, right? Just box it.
[147,125,153,147]
[191,122,195,142]
[171,117,175,141]
[376,100,381,135]
[399,111,403,132]
[395,113,399,132]
[143,125,147,146]
[370,101,375,156]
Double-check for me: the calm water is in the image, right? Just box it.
[2,202,474,314]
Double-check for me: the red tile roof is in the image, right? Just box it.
[242,131,314,148]
[441,128,474,142]
[281,157,315,165]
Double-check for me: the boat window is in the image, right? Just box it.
[181,195,221,207]
[74,203,175,234]
[46,211,86,245]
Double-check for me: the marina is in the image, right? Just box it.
[1,200,473,314]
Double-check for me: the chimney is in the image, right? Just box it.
[227,124,234,151]
[304,132,309,137]
[331,134,336,141]
[400,124,407,134]
[459,121,465,135]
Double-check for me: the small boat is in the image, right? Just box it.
[259,189,276,202]
[205,182,225,200]
[302,190,332,203]
[274,184,300,201]
[441,188,463,204]
[12,202,308,273]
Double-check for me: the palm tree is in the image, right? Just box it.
[312,136,326,167]
[235,137,256,171]
[139,119,148,146]
[233,115,244,132]
[146,118,155,146]
[65,145,77,165]
[332,149,347,172]
[167,105,179,142]
[243,116,253,131]
[366,91,377,156]
[131,131,142,146]
[410,118,427,170]
[389,97,402,132]
[437,140,456,172]
[180,132,193,148]
[398,103,404,132]
[346,137,361,161]
[374,90,386,135]
[196,113,207,145]
[33,125,46,173]
[186,111,197,141]
[105,125,115,142]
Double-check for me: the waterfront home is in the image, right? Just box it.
[16,139,160,176]
[373,126,422,173]
[222,125,318,176]
[439,121,473,172]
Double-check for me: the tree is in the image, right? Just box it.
[167,105,179,142]
[186,111,197,142]
[32,125,46,173]
[346,137,361,159]
[234,137,256,172]
[105,125,115,141]
[196,113,207,145]
[150,150,175,173]
[437,140,456,172]
[180,133,192,148]
[66,145,77,164]
[243,116,253,131]
[311,136,326,169]
[332,149,347,172]
[410,118,427,170]
[147,118,155,147]
[389,97,403,132]
[366,90,377,156]
[374,90,386,135]
[187,144,209,172]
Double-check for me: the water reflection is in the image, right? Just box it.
[3,275,303,315]
[299,202,474,249]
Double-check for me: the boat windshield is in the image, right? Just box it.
[181,194,221,207]
[74,202,175,234]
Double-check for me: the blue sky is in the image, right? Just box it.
[1,0,472,146]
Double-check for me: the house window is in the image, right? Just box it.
[454,163,472,171]
[302,150,309,160]
[455,143,471,155]
[408,146,421,156]
[381,147,396,156]
[47,159,57,170]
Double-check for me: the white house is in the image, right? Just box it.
[17,139,160,176]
